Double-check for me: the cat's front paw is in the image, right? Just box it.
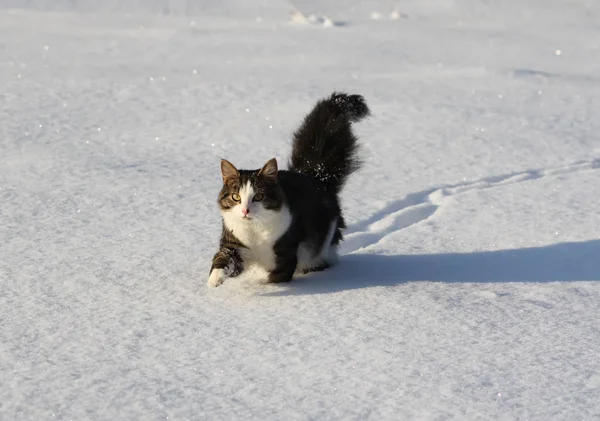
[207,269,227,287]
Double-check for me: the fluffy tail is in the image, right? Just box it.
[288,92,370,193]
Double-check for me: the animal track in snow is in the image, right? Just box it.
[342,159,600,254]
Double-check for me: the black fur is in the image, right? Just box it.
[209,92,370,285]
[210,229,244,276]
[218,169,284,213]
[288,92,370,194]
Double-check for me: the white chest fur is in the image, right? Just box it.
[222,205,292,271]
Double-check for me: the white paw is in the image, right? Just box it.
[207,269,226,287]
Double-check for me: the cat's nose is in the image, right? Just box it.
[241,208,249,216]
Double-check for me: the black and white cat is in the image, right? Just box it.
[208,92,370,287]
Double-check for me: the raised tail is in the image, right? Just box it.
[288,92,370,193]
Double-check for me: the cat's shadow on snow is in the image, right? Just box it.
[262,239,600,296]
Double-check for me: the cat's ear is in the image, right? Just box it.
[221,159,239,182]
[258,158,278,181]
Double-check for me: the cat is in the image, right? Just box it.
[207,92,370,287]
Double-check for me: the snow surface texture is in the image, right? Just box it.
[1,1,600,420]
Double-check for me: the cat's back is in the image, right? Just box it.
[278,169,324,194]
[278,170,341,222]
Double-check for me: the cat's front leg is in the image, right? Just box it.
[268,243,298,284]
[208,247,243,287]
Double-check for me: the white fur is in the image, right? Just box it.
[296,218,339,272]
[220,182,338,277]
[238,181,254,216]
[207,268,226,287]
[296,243,314,271]
[320,218,338,258]
[222,181,292,271]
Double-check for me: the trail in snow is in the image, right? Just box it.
[343,158,600,254]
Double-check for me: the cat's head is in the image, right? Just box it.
[217,158,285,223]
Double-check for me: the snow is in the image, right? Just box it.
[1,0,599,419]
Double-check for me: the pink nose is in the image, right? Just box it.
[241,208,249,216]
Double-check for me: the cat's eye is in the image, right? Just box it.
[231,193,241,202]
[253,193,264,202]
